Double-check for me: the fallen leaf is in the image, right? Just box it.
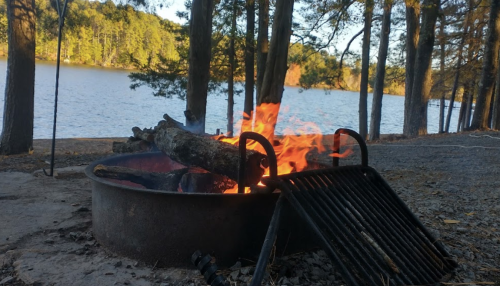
[443,219,460,224]
[465,212,475,216]
[29,149,34,155]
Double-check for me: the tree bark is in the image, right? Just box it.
[438,18,445,134]
[257,0,293,105]
[256,0,269,103]
[368,0,392,141]
[244,0,255,122]
[445,10,469,133]
[470,0,500,130]
[359,0,373,140]
[227,0,237,137]
[154,126,267,186]
[185,0,213,134]
[0,0,36,155]
[493,50,500,130]
[406,0,440,137]
[402,0,420,135]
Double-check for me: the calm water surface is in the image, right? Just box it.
[0,60,459,139]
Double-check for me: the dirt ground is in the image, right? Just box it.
[0,132,499,286]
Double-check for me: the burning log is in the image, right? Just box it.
[93,164,188,192]
[155,115,267,186]
[93,164,236,193]
[180,167,236,193]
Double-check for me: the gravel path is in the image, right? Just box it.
[0,131,499,285]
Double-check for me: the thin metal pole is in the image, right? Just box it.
[43,0,69,176]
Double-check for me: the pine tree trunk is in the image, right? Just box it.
[465,78,476,129]
[244,0,255,122]
[227,0,237,137]
[256,0,269,101]
[257,0,294,105]
[438,19,445,134]
[402,0,420,135]
[470,0,500,130]
[493,52,500,130]
[406,0,440,137]
[0,0,36,155]
[185,0,213,134]
[446,8,470,133]
[368,0,392,141]
[359,0,373,140]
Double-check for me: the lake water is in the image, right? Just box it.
[0,60,459,139]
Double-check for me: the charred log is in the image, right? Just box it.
[154,124,267,186]
[93,164,188,192]
[180,167,236,193]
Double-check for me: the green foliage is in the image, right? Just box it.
[20,0,180,67]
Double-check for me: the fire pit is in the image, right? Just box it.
[85,152,314,268]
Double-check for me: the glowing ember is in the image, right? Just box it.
[220,103,335,194]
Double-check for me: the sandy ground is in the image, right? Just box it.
[0,132,499,286]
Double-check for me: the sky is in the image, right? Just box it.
[155,1,365,57]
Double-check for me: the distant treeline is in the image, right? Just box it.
[0,0,406,95]
[0,0,181,68]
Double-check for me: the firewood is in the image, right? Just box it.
[132,127,154,142]
[154,119,267,186]
[112,140,151,153]
[93,164,188,192]
[180,167,236,193]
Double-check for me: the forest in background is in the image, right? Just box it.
[0,0,408,95]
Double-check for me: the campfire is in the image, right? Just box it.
[89,106,457,286]
[105,103,349,194]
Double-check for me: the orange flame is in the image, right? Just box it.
[219,103,356,193]
[221,103,336,193]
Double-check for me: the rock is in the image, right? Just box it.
[0,276,14,285]
[44,238,55,244]
[240,267,252,275]
[229,270,240,281]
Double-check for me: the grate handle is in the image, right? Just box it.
[238,132,278,193]
[333,128,368,167]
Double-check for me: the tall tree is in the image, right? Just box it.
[255,0,268,104]
[359,0,374,140]
[406,0,440,137]
[185,0,213,134]
[243,0,255,121]
[469,0,500,130]
[368,0,392,141]
[493,52,500,129]
[227,0,237,137]
[445,7,470,133]
[402,0,420,135]
[0,0,36,154]
[257,0,294,105]
[438,16,446,133]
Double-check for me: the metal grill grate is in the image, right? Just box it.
[265,166,457,286]
[238,129,457,286]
